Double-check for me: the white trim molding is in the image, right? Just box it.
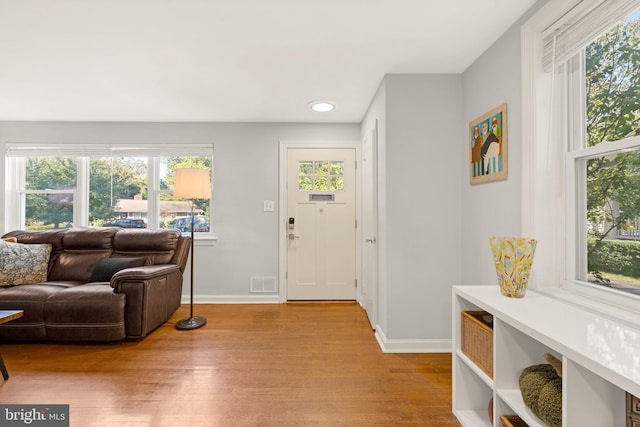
[278,140,362,303]
[375,327,452,354]
[521,0,640,322]
[185,294,281,304]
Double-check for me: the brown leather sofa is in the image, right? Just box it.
[0,227,190,342]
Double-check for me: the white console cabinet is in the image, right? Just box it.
[452,285,640,427]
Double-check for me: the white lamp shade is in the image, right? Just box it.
[174,168,211,199]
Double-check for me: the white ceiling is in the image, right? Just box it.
[0,0,537,123]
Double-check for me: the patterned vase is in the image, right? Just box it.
[489,237,537,298]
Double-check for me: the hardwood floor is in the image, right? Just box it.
[0,303,461,426]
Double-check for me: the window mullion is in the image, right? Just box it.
[565,51,587,285]
[75,157,89,227]
[569,135,640,160]
[6,157,25,231]
[147,157,160,230]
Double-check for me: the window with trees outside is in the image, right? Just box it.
[5,144,213,235]
[524,0,640,309]
[579,10,640,295]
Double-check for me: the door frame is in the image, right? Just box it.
[361,123,379,329]
[278,140,361,303]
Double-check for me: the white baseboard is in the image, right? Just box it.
[182,294,281,304]
[375,327,452,353]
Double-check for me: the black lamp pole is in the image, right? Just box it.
[176,200,207,330]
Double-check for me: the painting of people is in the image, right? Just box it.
[469,103,507,184]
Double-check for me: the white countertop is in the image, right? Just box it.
[455,285,640,397]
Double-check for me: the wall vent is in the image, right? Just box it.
[250,276,277,293]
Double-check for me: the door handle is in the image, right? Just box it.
[365,238,377,244]
[288,234,301,240]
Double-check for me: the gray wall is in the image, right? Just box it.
[361,79,387,332]
[0,121,360,299]
[460,0,547,286]
[362,74,463,344]
[385,74,463,340]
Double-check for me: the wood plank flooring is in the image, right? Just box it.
[0,303,461,426]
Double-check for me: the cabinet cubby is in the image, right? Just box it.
[453,285,640,427]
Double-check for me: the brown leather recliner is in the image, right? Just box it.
[0,227,190,342]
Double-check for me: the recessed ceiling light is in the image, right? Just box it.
[309,101,335,113]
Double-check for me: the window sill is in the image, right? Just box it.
[539,283,640,329]
[182,233,217,246]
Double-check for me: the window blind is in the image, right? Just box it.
[5,143,213,157]
[542,0,640,70]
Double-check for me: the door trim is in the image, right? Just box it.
[278,140,361,303]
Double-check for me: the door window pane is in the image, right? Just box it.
[330,177,344,191]
[299,177,312,191]
[298,160,345,191]
[299,162,313,176]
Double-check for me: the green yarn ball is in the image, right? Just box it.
[519,364,562,427]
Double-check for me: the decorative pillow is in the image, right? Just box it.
[89,257,147,282]
[0,240,52,286]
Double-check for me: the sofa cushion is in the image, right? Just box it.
[3,229,65,252]
[0,241,52,286]
[0,283,67,341]
[44,284,126,342]
[61,227,119,250]
[47,227,119,282]
[49,252,112,282]
[113,229,181,265]
[89,257,147,282]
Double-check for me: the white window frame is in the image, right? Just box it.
[4,143,214,239]
[522,0,640,321]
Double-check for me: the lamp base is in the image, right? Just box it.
[175,316,207,330]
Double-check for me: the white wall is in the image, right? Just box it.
[0,121,360,300]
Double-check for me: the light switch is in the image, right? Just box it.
[263,200,275,212]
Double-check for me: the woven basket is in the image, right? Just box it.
[461,311,493,377]
[500,415,529,427]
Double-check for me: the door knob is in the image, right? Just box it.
[365,238,377,243]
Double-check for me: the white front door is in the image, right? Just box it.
[286,148,356,300]
[361,125,378,328]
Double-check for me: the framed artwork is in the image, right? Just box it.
[469,103,507,185]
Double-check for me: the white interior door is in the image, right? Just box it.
[287,148,356,300]
[362,125,378,328]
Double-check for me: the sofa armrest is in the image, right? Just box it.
[110,265,181,290]
[110,264,183,339]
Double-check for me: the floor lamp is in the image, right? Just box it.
[173,168,210,330]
